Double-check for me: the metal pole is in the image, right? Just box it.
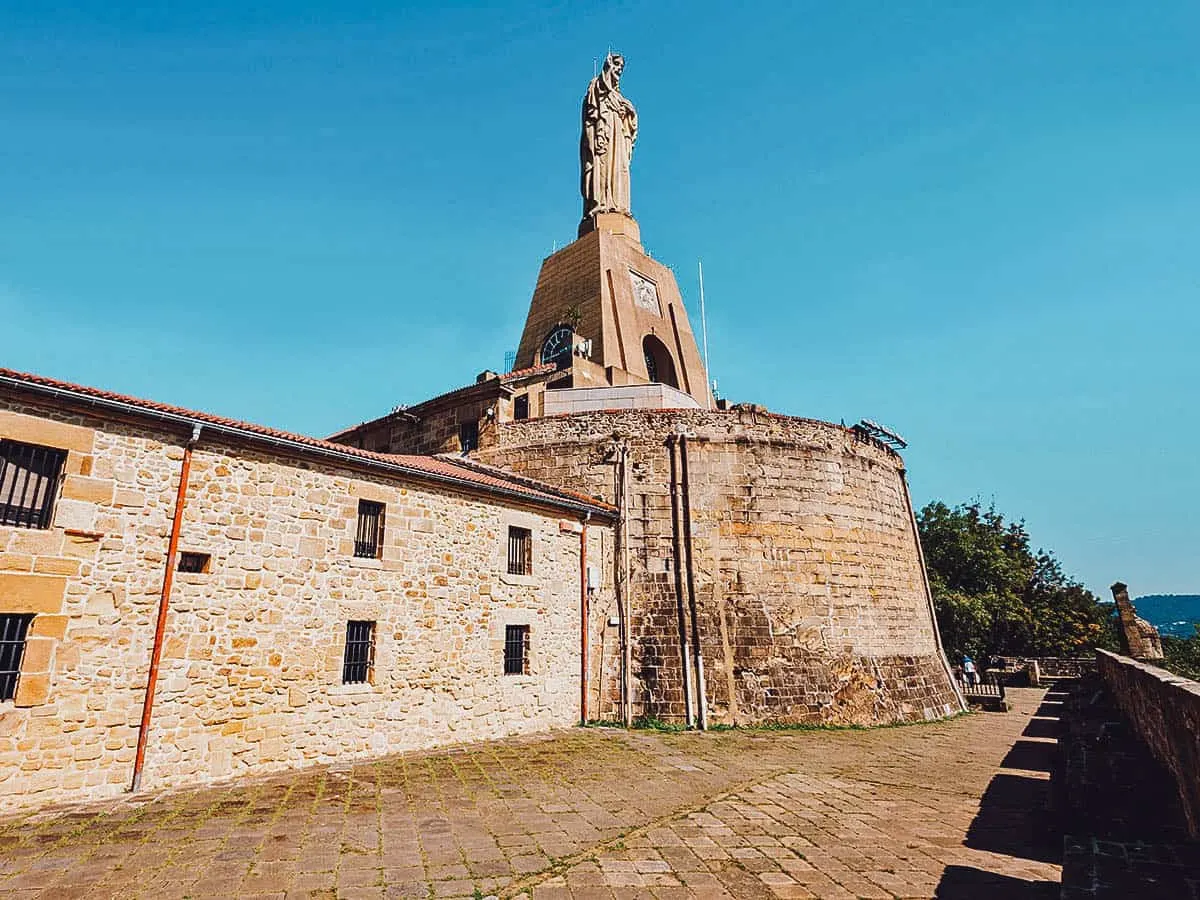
[580,517,589,725]
[698,260,713,409]
[131,423,201,792]
[668,436,695,728]
[679,435,708,729]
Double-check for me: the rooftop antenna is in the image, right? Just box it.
[698,259,714,409]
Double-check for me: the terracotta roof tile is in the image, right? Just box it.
[0,366,614,517]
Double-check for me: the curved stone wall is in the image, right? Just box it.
[477,406,962,725]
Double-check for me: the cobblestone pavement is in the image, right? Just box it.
[0,687,1064,899]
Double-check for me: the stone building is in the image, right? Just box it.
[0,369,614,813]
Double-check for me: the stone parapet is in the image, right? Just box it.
[1096,649,1200,839]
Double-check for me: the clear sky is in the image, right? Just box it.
[1,2,1196,597]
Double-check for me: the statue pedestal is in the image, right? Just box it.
[516,220,709,407]
[578,212,640,244]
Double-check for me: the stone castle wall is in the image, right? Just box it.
[477,407,961,725]
[1097,649,1200,839]
[0,396,610,813]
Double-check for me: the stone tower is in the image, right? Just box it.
[514,216,710,405]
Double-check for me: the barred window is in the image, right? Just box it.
[355,500,385,559]
[342,620,375,684]
[0,440,67,530]
[507,526,531,575]
[503,624,529,675]
[0,614,33,702]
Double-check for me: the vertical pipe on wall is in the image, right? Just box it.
[131,423,201,793]
[580,516,589,725]
[679,434,708,730]
[613,441,633,727]
[667,436,695,728]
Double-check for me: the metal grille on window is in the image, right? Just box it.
[0,614,33,702]
[459,421,478,453]
[355,500,385,559]
[504,624,529,675]
[342,620,375,684]
[507,526,531,575]
[0,440,67,530]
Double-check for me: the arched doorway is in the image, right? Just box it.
[642,335,679,389]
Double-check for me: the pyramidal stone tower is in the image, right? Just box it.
[515,52,709,407]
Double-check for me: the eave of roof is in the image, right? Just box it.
[0,367,615,519]
[328,364,557,440]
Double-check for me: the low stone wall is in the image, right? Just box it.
[1096,649,1200,839]
[992,656,1097,684]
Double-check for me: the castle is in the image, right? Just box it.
[0,54,960,813]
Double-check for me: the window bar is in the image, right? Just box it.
[342,620,375,684]
[504,624,529,675]
[0,614,33,702]
[355,501,384,559]
[0,442,66,530]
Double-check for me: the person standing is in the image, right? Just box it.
[963,655,979,686]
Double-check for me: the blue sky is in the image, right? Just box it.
[1,1,1196,597]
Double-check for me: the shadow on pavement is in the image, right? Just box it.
[934,685,1068,899]
[1000,739,1057,773]
[1022,717,1062,740]
[964,772,1060,863]
[934,865,1058,899]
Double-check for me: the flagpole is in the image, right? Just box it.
[698,260,713,409]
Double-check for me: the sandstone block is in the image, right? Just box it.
[14,673,50,707]
[30,615,68,640]
[0,573,67,614]
[61,475,114,505]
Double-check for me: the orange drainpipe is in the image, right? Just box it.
[131,423,201,792]
[580,516,590,724]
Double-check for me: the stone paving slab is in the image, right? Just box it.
[0,688,1061,899]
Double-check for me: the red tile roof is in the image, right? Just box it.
[0,367,614,518]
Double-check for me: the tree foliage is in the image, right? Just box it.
[1162,627,1200,681]
[917,501,1118,661]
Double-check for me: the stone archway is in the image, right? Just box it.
[642,335,679,389]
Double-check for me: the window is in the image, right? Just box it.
[0,440,67,530]
[355,500,385,559]
[507,526,531,575]
[503,625,529,675]
[513,394,529,420]
[459,421,478,453]
[177,552,211,573]
[0,615,33,702]
[342,620,375,684]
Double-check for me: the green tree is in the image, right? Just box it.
[917,500,1118,661]
[1162,627,1200,681]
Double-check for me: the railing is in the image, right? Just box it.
[957,672,1007,705]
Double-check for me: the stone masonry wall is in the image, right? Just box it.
[0,396,612,814]
[477,407,961,726]
[1096,649,1200,838]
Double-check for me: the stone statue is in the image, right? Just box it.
[580,52,638,223]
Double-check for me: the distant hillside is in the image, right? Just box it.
[1135,595,1200,638]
